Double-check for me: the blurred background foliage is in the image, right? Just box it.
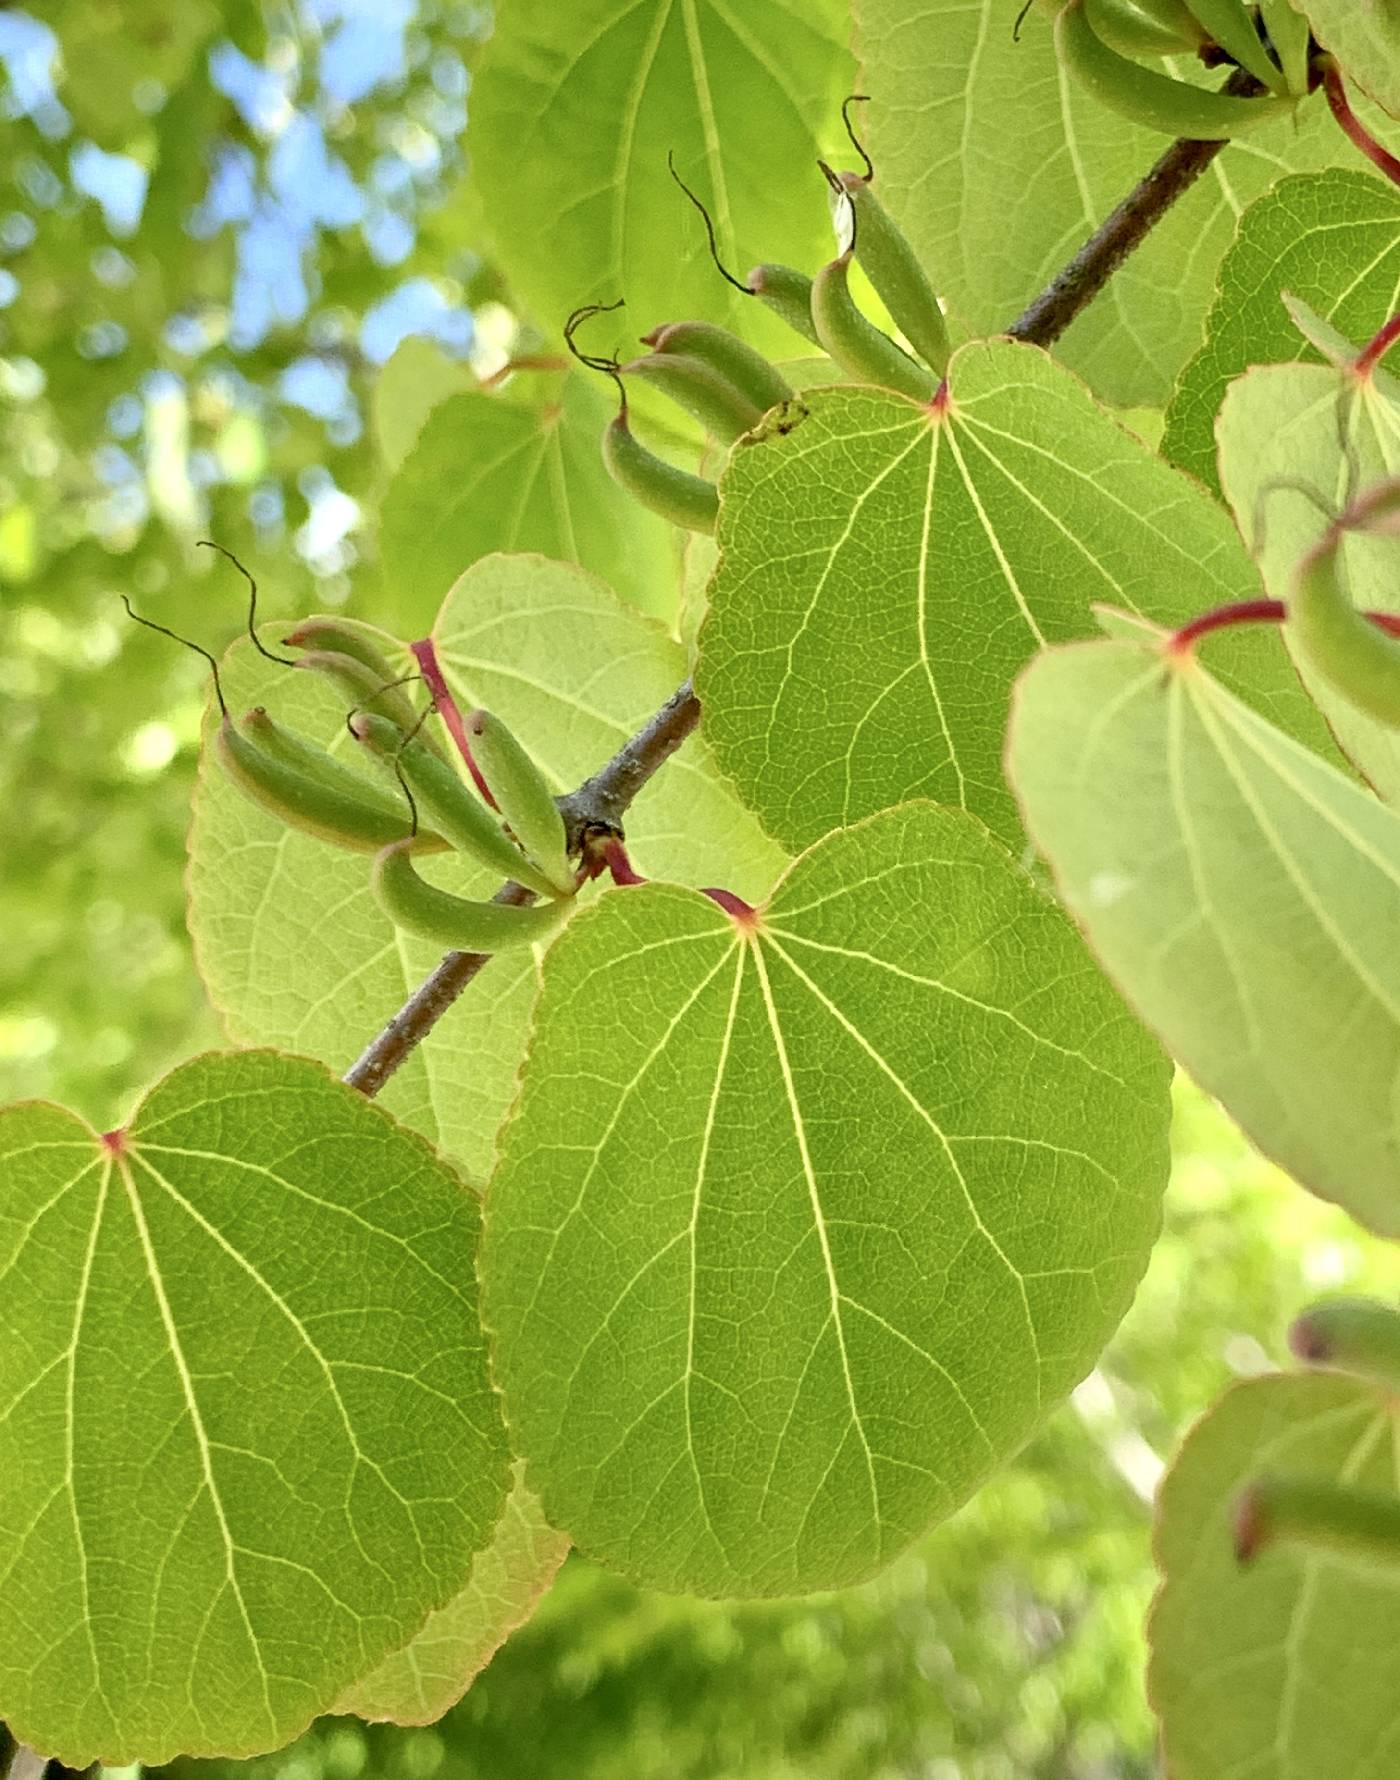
[4,5,1399,1778]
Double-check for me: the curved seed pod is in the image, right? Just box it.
[1056,0,1294,137]
[1234,1475,1400,1573]
[215,715,445,854]
[826,170,950,375]
[746,263,821,345]
[1084,0,1204,55]
[465,709,575,895]
[602,406,719,533]
[642,321,793,415]
[1258,0,1311,97]
[351,711,569,898]
[242,707,418,825]
[1290,1297,1400,1394]
[283,615,404,681]
[810,252,939,402]
[293,648,424,736]
[621,350,765,445]
[372,841,566,951]
[1290,496,1400,729]
[1186,0,1287,93]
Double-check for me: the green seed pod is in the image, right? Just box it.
[621,350,765,445]
[1258,0,1311,97]
[465,708,575,896]
[1290,1297,1400,1395]
[1083,0,1204,55]
[810,252,939,403]
[827,170,950,376]
[372,841,566,951]
[351,711,568,898]
[1290,494,1400,730]
[216,714,444,854]
[1056,0,1294,138]
[642,320,793,416]
[242,706,419,826]
[746,263,821,345]
[293,647,424,736]
[602,406,719,533]
[1235,1475,1400,1575]
[283,615,404,682]
[1186,0,1288,93]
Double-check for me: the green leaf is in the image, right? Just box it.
[0,1050,509,1766]
[1149,1373,1399,1780]
[1300,3,1400,118]
[372,338,476,474]
[335,1464,569,1726]
[853,3,1365,405]
[187,557,786,1181]
[466,0,854,353]
[1163,171,1400,491]
[378,374,679,630]
[696,341,1334,855]
[1216,356,1400,799]
[483,801,1170,1596]
[1007,634,1400,1237]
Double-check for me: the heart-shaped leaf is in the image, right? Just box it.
[1007,633,1400,1237]
[467,0,853,352]
[1164,171,1400,491]
[483,801,1170,1596]
[696,341,1334,855]
[1149,1372,1400,1780]
[0,1050,509,1766]
[379,373,679,629]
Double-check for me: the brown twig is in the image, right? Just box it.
[345,87,1258,1099]
[1008,69,1261,351]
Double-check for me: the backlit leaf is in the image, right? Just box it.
[0,1050,509,1765]
[696,341,1333,854]
[467,0,854,353]
[379,373,678,629]
[1149,1373,1400,1780]
[483,802,1169,1595]
[1007,633,1400,1236]
[1164,171,1400,491]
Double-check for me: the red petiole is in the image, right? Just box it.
[410,637,500,809]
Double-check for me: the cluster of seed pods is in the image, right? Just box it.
[207,615,577,954]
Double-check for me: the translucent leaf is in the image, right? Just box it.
[1149,1373,1399,1780]
[1007,634,1400,1237]
[0,1050,509,1766]
[335,1464,569,1726]
[696,342,1334,854]
[853,1,1361,405]
[187,557,785,1181]
[483,802,1170,1595]
[372,338,475,474]
[1216,354,1400,800]
[466,0,854,352]
[379,374,678,630]
[1164,171,1400,491]
[1300,3,1400,119]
